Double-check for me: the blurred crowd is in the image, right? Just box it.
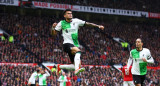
[32,0,160,12]
[0,13,159,67]
[0,65,160,86]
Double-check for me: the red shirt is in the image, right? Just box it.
[100,55,106,60]
[122,65,133,81]
[73,76,77,81]
[66,77,71,86]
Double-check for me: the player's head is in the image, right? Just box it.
[41,69,45,74]
[36,66,41,73]
[36,68,40,73]
[122,61,127,66]
[63,9,73,20]
[68,72,70,77]
[62,71,65,76]
[136,38,143,48]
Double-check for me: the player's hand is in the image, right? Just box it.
[98,25,104,30]
[142,58,147,62]
[45,68,47,71]
[52,23,57,28]
[28,82,31,86]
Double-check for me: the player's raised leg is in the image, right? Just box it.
[56,64,75,75]
[71,47,85,75]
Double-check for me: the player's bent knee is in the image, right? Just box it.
[71,47,81,54]
[135,84,141,86]
[72,47,80,51]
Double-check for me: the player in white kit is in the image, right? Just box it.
[127,38,154,86]
[52,9,104,75]
[38,69,50,86]
[28,67,41,86]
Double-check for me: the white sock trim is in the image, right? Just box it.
[59,64,75,71]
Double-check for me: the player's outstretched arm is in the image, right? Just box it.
[85,22,104,30]
[45,69,50,76]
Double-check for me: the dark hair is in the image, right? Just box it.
[63,9,72,15]
[36,69,40,73]
[137,38,143,43]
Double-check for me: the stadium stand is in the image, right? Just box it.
[32,0,160,12]
[0,3,160,85]
[0,13,159,67]
[0,65,160,86]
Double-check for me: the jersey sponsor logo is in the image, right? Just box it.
[125,69,129,75]
[66,29,76,33]
[133,53,139,58]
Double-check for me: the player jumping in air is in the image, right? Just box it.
[52,9,104,75]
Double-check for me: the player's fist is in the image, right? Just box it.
[98,25,104,30]
[142,58,147,62]
[45,68,47,71]
[52,23,57,28]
